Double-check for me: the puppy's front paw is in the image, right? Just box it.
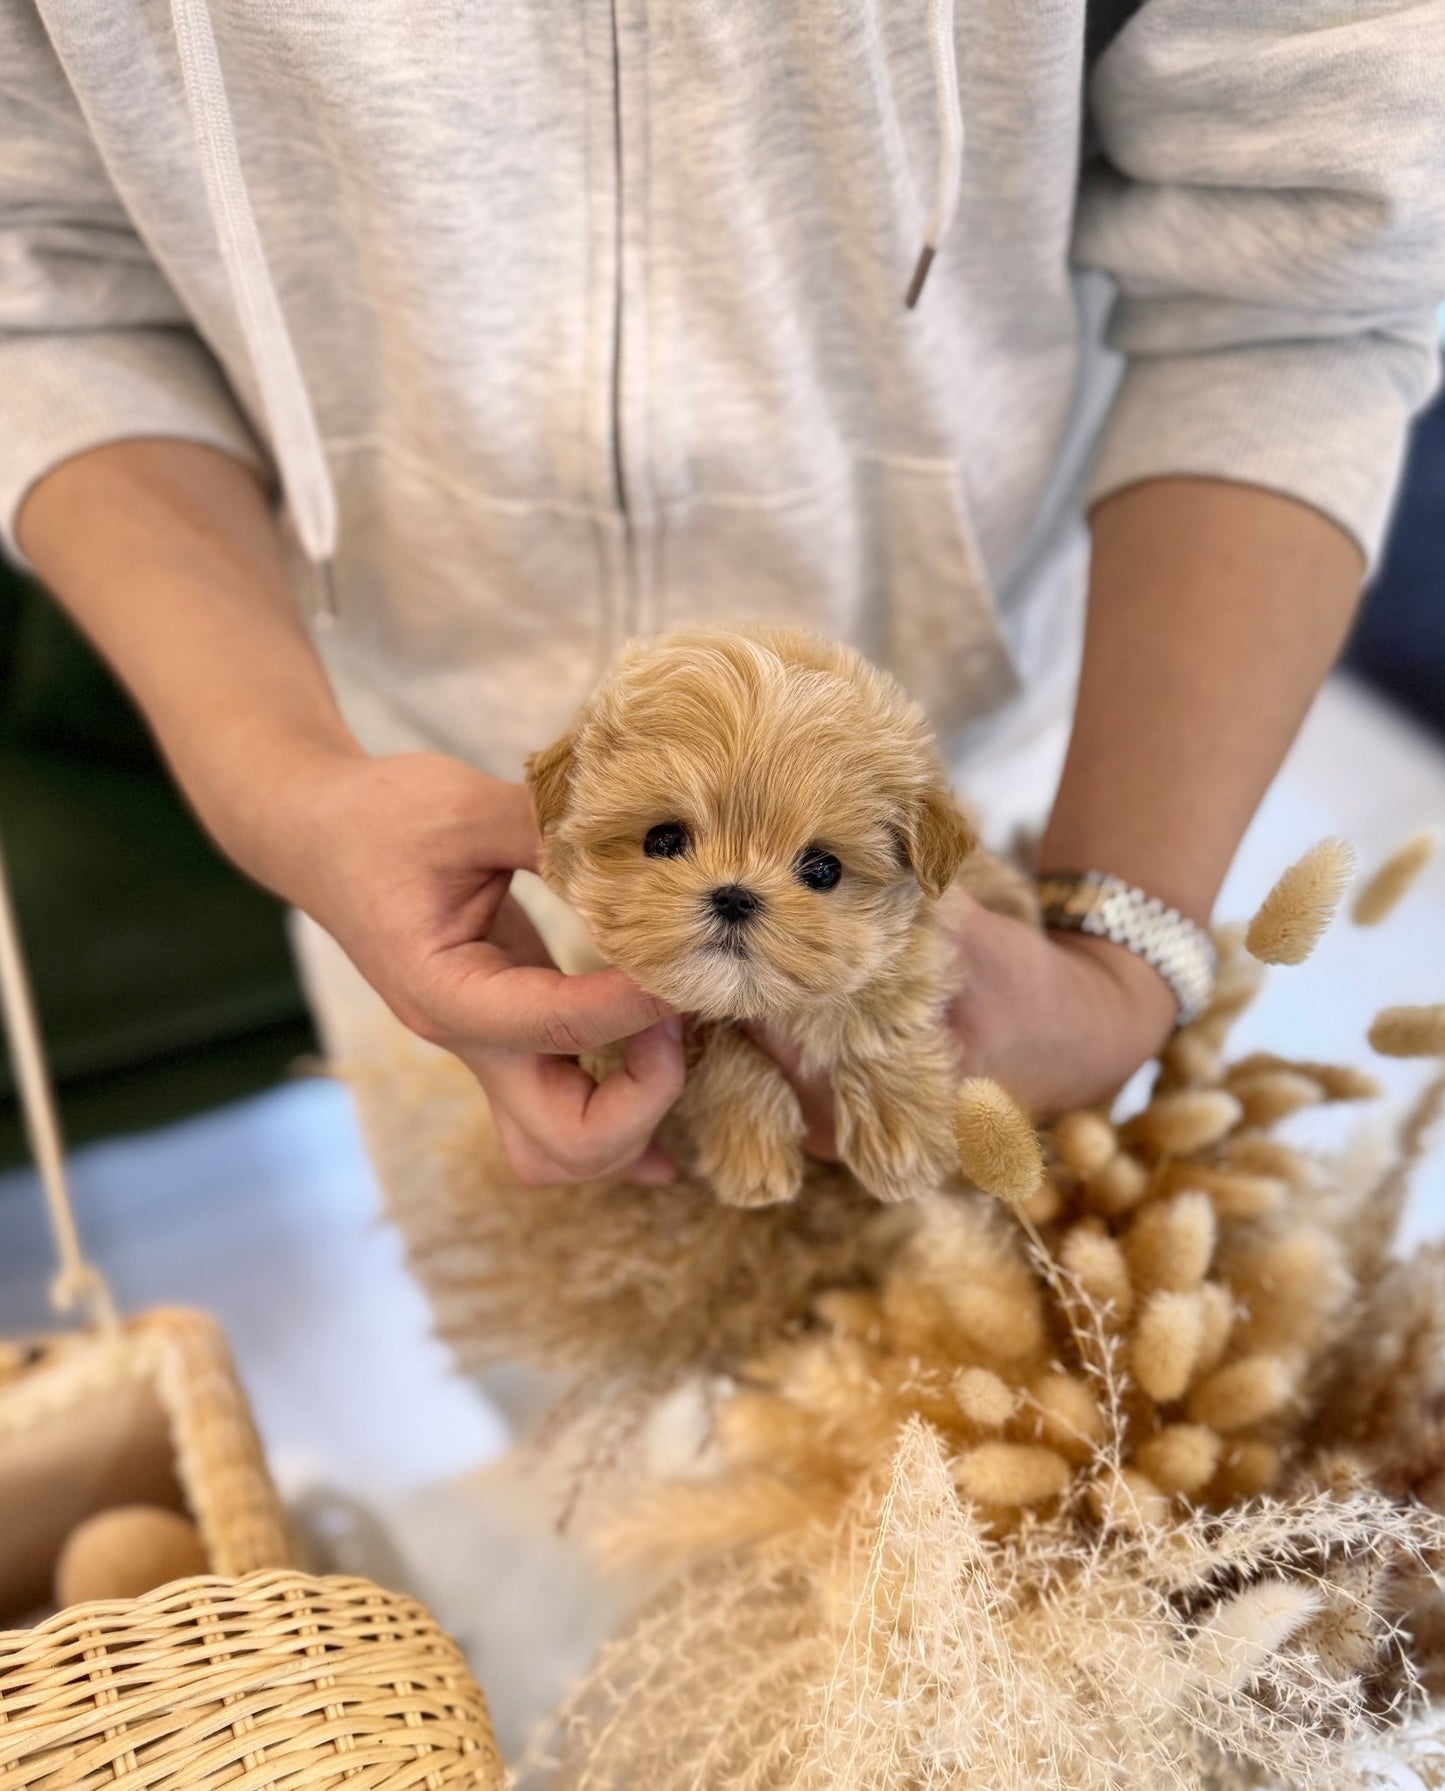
[838,1109,944,1204]
[696,1122,805,1209]
[679,1025,808,1207]
[835,1054,955,1204]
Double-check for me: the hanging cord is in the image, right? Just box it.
[905,0,964,310]
[169,0,339,622]
[0,836,119,1334]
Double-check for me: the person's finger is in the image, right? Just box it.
[624,1146,680,1186]
[576,1016,688,1139]
[473,1019,684,1179]
[492,1097,677,1187]
[792,1075,839,1159]
[489,1105,562,1184]
[488,892,555,970]
[427,947,675,1054]
[743,1020,840,1160]
[530,1018,686,1169]
[744,1020,803,1079]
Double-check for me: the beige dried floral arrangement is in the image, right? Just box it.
[372,835,1445,1789]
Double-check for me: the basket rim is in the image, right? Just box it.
[0,1568,444,1650]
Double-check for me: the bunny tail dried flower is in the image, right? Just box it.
[1353,827,1440,927]
[1370,1004,1445,1059]
[1245,837,1356,966]
[955,1078,1045,1202]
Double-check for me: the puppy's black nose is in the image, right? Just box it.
[709,884,762,925]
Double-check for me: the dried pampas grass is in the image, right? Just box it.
[549,1422,1445,1791]
[581,960,1415,1568]
[1245,837,1355,965]
[349,1040,894,1453]
[1121,1088,1242,1158]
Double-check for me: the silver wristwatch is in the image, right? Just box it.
[1037,870,1217,1027]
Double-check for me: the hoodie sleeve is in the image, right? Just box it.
[1074,0,1445,569]
[0,5,264,564]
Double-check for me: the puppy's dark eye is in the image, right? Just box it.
[795,845,842,891]
[644,821,691,859]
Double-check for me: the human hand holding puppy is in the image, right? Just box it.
[276,751,688,1187]
[305,715,1166,1198]
[752,899,1177,1157]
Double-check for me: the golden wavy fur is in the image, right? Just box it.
[526,626,1004,1207]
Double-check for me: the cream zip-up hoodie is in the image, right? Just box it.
[2,1,1442,778]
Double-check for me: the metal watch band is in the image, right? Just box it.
[1036,870,1218,1027]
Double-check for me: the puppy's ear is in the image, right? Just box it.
[525,732,576,835]
[899,782,977,899]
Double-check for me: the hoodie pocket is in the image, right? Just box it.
[872,455,1026,740]
[656,453,1020,743]
[320,438,611,773]
[862,455,1021,741]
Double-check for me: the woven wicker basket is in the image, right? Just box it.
[0,842,505,1788]
[0,1570,502,1789]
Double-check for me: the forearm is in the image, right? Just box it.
[15,439,362,896]
[15,441,683,1172]
[1039,477,1366,923]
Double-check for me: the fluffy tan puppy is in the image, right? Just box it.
[527,625,1021,1207]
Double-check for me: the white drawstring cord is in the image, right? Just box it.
[905,0,965,309]
[0,838,119,1334]
[169,0,339,617]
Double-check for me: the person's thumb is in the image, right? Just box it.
[432,955,674,1055]
[469,774,544,873]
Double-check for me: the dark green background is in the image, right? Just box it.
[0,558,314,1166]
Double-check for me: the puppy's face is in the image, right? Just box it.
[527,629,974,1021]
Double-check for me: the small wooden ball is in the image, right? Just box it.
[55,1504,209,1607]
